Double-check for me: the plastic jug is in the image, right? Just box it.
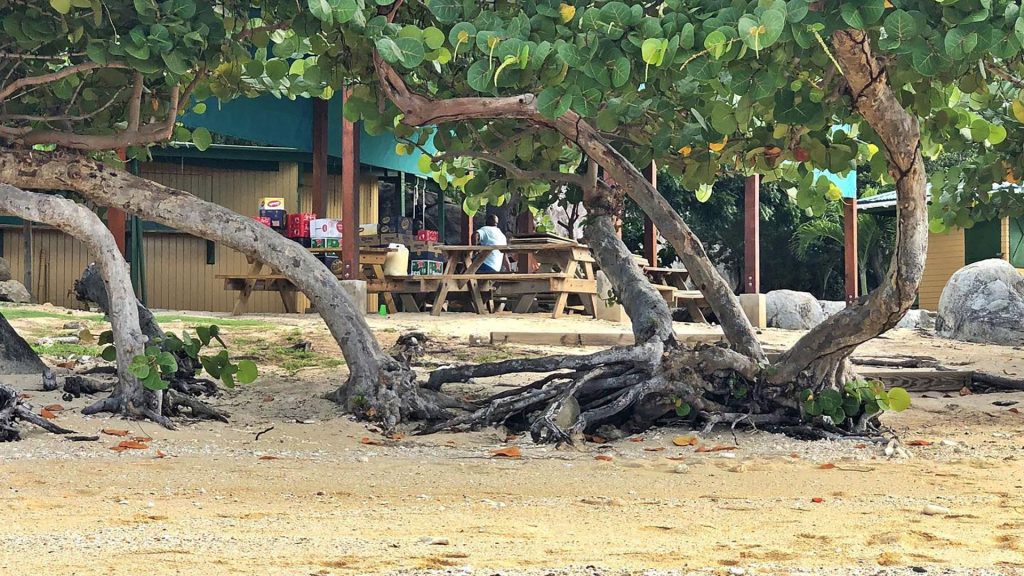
[383,243,409,276]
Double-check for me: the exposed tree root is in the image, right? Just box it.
[0,384,75,441]
[165,389,229,422]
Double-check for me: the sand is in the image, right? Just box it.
[1,305,1023,576]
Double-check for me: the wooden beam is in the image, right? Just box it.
[460,210,474,246]
[312,98,329,217]
[490,331,724,347]
[515,209,537,273]
[844,197,859,304]
[855,368,971,393]
[744,174,760,293]
[340,87,360,280]
[21,221,31,295]
[642,162,658,267]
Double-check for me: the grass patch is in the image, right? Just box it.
[451,347,519,364]
[1,307,103,322]
[231,332,344,375]
[153,314,274,328]
[32,342,102,358]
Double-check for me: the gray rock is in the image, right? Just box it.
[896,309,936,330]
[553,396,580,430]
[0,280,31,303]
[0,257,11,282]
[63,321,88,331]
[766,290,825,330]
[819,300,846,318]
[936,259,1024,345]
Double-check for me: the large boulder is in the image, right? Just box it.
[897,309,936,331]
[937,259,1024,345]
[819,300,846,318]
[0,280,31,303]
[766,289,825,330]
[0,257,10,282]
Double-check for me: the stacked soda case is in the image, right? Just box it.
[415,229,439,242]
[378,215,413,235]
[409,244,444,276]
[286,212,316,248]
[310,218,343,248]
[258,197,287,230]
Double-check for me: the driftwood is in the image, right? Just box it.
[0,384,74,441]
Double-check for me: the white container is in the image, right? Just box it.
[384,243,409,277]
[310,218,342,239]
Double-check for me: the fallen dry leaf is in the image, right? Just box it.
[585,435,607,444]
[258,455,281,461]
[696,445,736,453]
[594,454,614,461]
[811,497,824,504]
[132,436,153,443]
[40,408,57,420]
[644,447,666,452]
[628,437,645,443]
[102,429,130,437]
[665,456,687,461]
[906,440,932,446]
[155,450,167,459]
[18,393,32,399]
[672,435,699,447]
[109,446,128,453]
[819,463,837,470]
[789,453,801,458]
[1010,408,1021,414]
[117,440,149,450]
[360,436,383,446]
[959,386,973,396]
[854,443,867,449]
[262,395,274,402]
[490,446,522,458]
[42,404,65,412]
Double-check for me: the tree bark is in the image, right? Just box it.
[374,58,765,362]
[0,149,415,428]
[0,312,45,375]
[769,31,928,386]
[0,184,157,419]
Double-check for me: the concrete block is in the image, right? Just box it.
[595,271,631,324]
[739,293,766,329]
[339,279,368,315]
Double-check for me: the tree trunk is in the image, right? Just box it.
[0,184,159,421]
[769,30,928,387]
[0,312,45,375]
[0,149,419,428]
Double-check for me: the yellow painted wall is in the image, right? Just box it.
[0,227,94,308]
[919,227,965,310]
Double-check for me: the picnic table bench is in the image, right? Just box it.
[432,242,598,318]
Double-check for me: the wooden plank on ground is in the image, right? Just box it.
[855,368,972,392]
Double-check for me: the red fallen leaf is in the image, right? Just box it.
[854,443,867,449]
[789,453,801,458]
[1010,408,1021,414]
[628,437,645,443]
[109,446,129,453]
[132,436,153,443]
[102,429,130,437]
[117,440,149,450]
[594,454,614,461]
[57,361,75,369]
[907,440,932,446]
[819,463,837,470]
[360,436,383,446]
[695,445,736,453]
[490,446,522,458]
[258,455,281,461]
[585,435,607,444]
[959,386,973,396]
[387,432,405,441]
[42,404,65,412]
[40,408,57,420]
[672,435,699,447]
[155,450,168,459]
[811,497,824,504]
[644,447,666,452]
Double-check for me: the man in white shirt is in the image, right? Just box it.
[473,214,509,273]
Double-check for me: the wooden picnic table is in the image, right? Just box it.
[431,242,598,318]
[642,265,708,323]
[217,247,394,315]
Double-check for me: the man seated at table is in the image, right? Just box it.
[474,214,509,273]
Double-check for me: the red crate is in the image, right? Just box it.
[286,212,317,238]
[416,229,439,242]
[254,216,272,227]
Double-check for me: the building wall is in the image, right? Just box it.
[0,226,94,308]
[918,227,965,311]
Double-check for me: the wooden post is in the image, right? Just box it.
[340,87,360,280]
[107,149,128,255]
[743,174,760,293]
[21,221,32,295]
[312,98,328,218]
[516,209,537,273]
[844,197,859,305]
[642,162,658,267]
[460,211,474,245]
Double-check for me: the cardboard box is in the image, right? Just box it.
[259,209,286,229]
[312,238,341,248]
[310,219,342,239]
[416,229,439,242]
[254,216,272,227]
[410,260,444,275]
[258,197,286,211]
[378,233,415,245]
[379,216,412,234]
